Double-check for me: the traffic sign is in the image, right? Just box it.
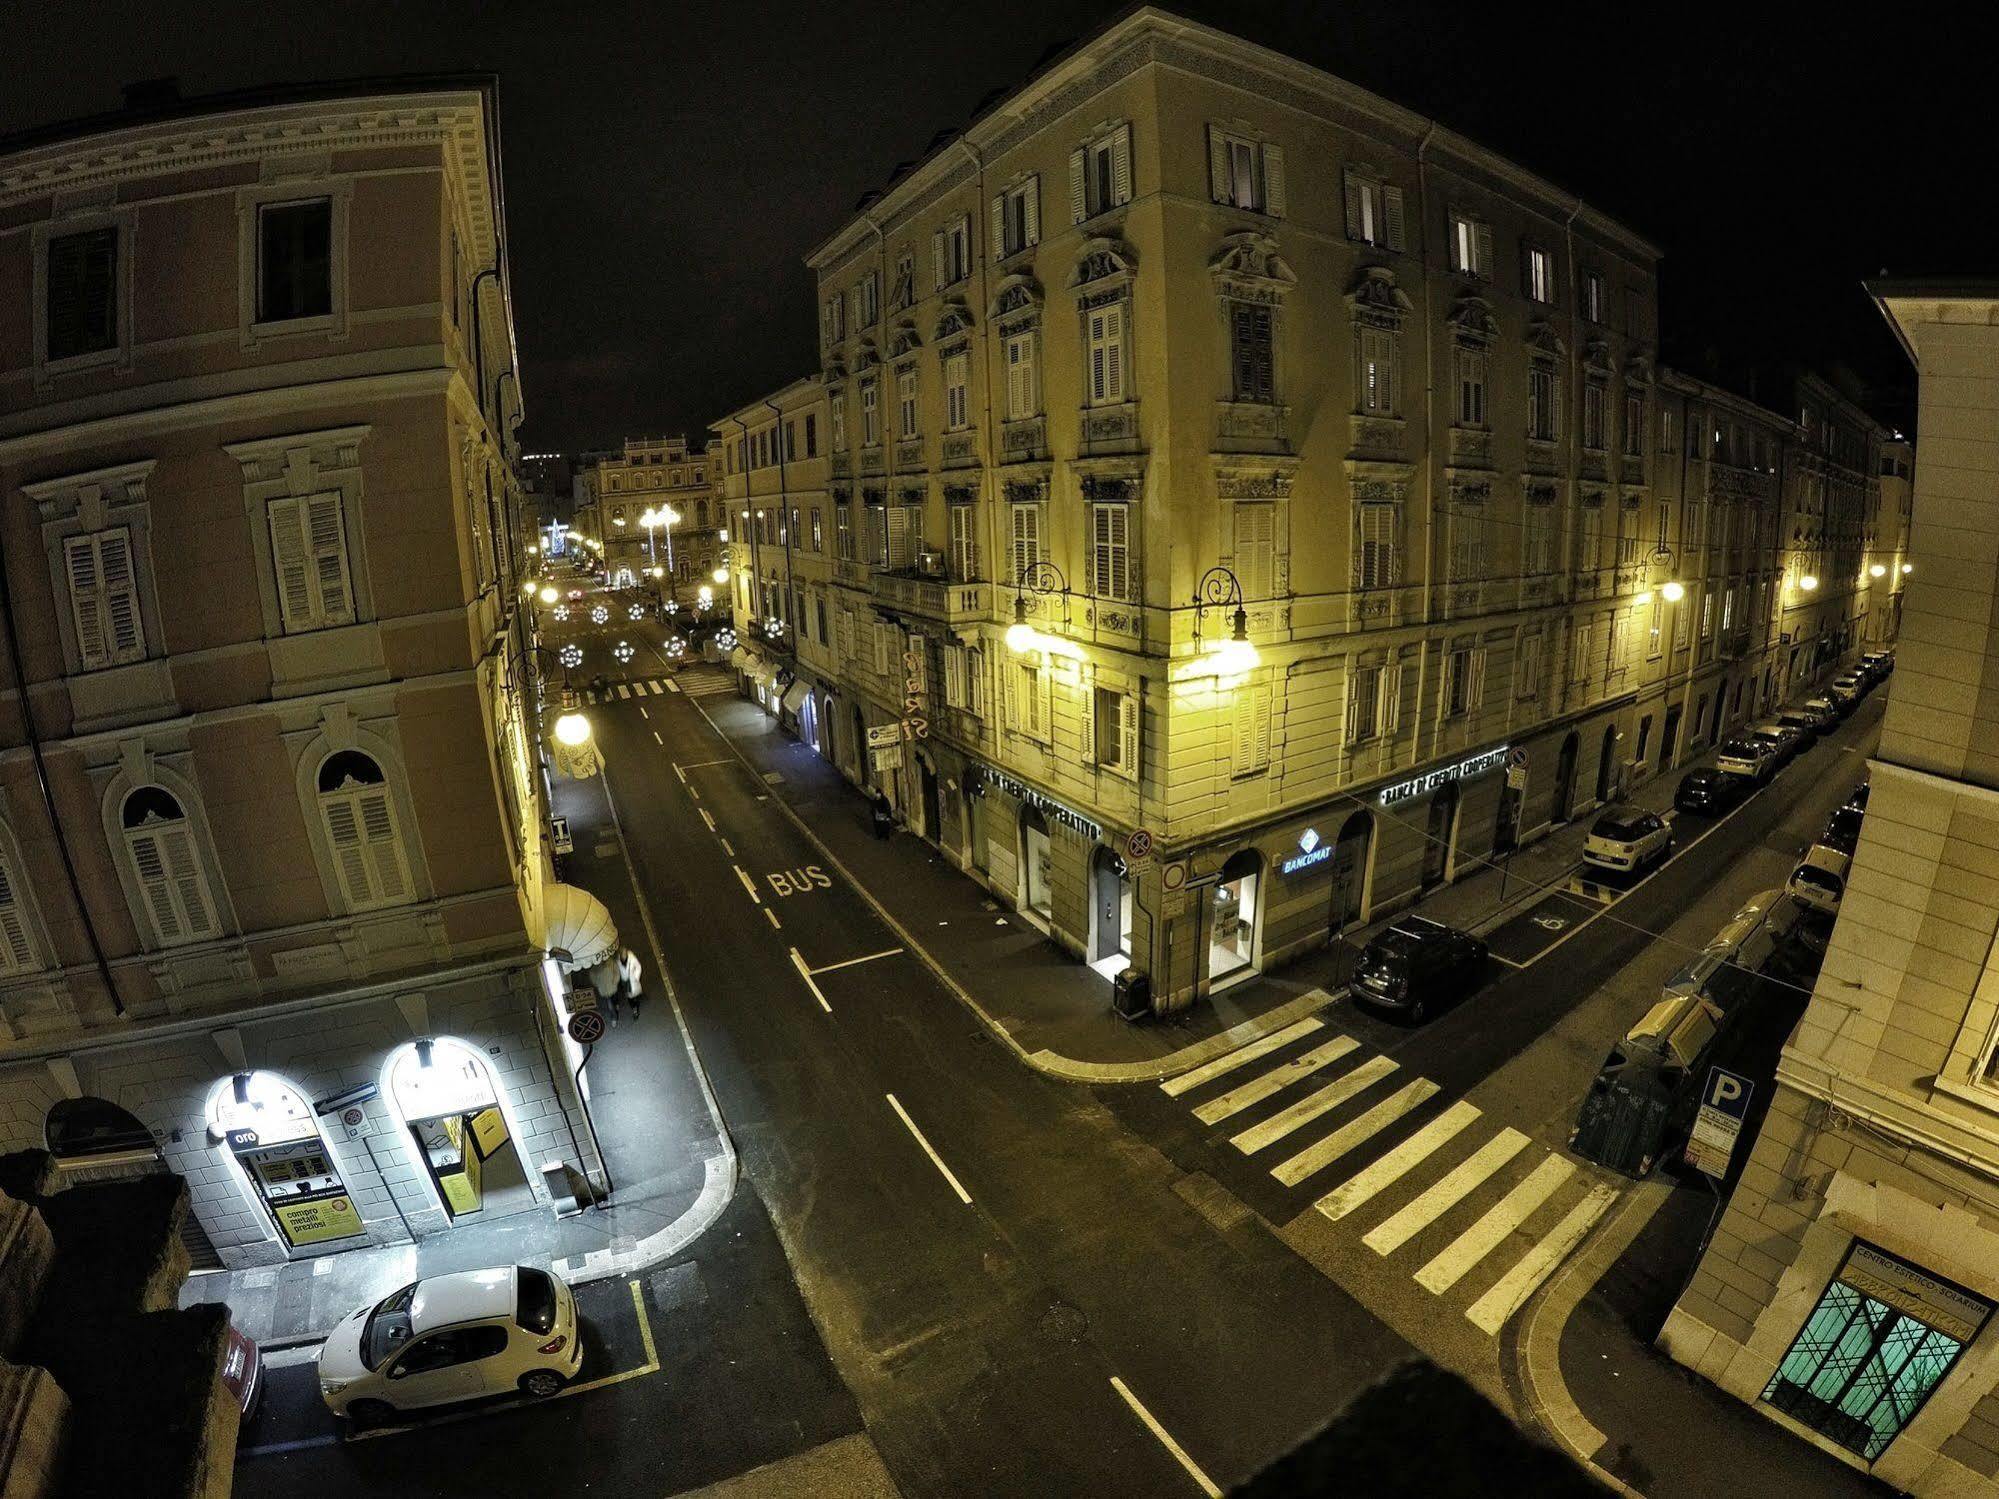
[1161,861,1187,891]
[1685,1065,1753,1178]
[866,723,901,749]
[567,1009,607,1044]
[1126,829,1154,863]
[1507,746,1529,769]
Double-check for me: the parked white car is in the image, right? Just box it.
[1787,843,1852,915]
[317,1265,581,1424]
[1583,805,1674,874]
[1715,736,1777,783]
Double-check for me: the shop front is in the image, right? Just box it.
[385,1037,536,1222]
[207,1070,366,1251]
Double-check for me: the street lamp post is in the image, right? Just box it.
[1191,566,1259,675]
[1005,559,1069,653]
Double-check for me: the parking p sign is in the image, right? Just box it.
[1685,1066,1754,1179]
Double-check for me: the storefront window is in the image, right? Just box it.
[385,1038,533,1223]
[207,1071,363,1249]
[1021,807,1052,922]
[1763,1241,1991,1461]
[1210,850,1261,985]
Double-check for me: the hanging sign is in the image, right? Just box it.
[272,1195,365,1247]
[866,723,902,749]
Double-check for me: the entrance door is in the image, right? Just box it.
[1422,783,1459,890]
[1209,849,1262,986]
[1595,725,1619,803]
[1089,848,1133,968]
[1019,806,1052,924]
[1554,732,1580,822]
[1330,811,1372,933]
[852,707,869,787]
[920,759,942,843]
[1660,704,1682,769]
[388,1039,534,1224]
[1494,780,1521,855]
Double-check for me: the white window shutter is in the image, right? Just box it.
[1024,176,1040,245]
[359,788,409,901]
[127,829,183,942]
[1207,125,1229,203]
[1344,675,1361,744]
[1384,186,1406,251]
[306,495,352,625]
[164,824,215,940]
[64,534,107,667]
[1111,123,1132,205]
[1083,677,1098,761]
[991,194,1006,259]
[1343,170,1364,239]
[98,531,143,661]
[1475,222,1493,277]
[1120,693,1138,774]
[269,496,316,629]
[932,230,945,291]
[1262,143,1286,216]
[0,858,35,973]
[1382,663,1403,734]
[1069,148,1086,223]
[1470,648,1487,710]
[322,798,372,906]
[945,644,964,707]
[1038,668,1053,740]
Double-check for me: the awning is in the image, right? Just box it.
[535,882,618,968]
[729,647,749,671]
[782,679,810,714]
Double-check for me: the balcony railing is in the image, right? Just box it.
[870,570,991,625]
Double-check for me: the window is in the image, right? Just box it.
[1448,492,1487,582]
[896,366,918,440]
[949,503,979,581]
[830,392,847,450]
[933,216,971,289]
[1623,392,1644,457]
[1583,270,1604,324]
[257,198,332,324]
[0,843,39,975]
[268,494,353,633]
[811,508,824,551]
[857,272,879,325]
[1517,633,1543,699]
[1356,501,1398,590]
[120,786,220,946]
[316,751,411,911]
[1445,646,1485,717]
[1229,303,1274,403]
[1647,595,1664,658]
[891,251,914,311]
[1091,503,1131,600]
[1449,212,1493,277]
[1009,660,1051,741]
[824,291,846,344]
[1208,128,1286,215]
[63,528,145,669]
[1010,503,1044,584]
[860,379,879,446]
[1005,330,1040,420]
[944,351,969,431]
[815,595,828,643]
[994,177,1041,259]
[787,506,799,547]
[1525,245,1556,304]
[45,226,120,363]
[1071,123,1132,221]
[1092,686,1138,774]
[1617,502,1643,567]
[1086,303,1127,405]
[837,506,854,560]
[803,414,817,458]
[1709,590,1721,638]
[1233,683,1273,775]
[1360,327,1396,415]
[1343,170,1405,250]
[1529,366,1559,441]
[1346,665,1380,744]
[1524,491,1556,575]
[1455,347,1487,427]
[1579,501,1603,574]
[1583,383,1607,450]
[1610,615,1630,673]
[1234,503,1274,600]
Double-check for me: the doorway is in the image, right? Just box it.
[386,1039,535,1224]
[1596,724,1619,804]
[800,693,819,754]
[1422,783,1460,890]
[1088,847,1134,980]
[1660,704,1682,769]
[1209,849,1262,988]
[1330,811,1373,934]
[919,756,942,843]
[1019,805,1053,927]
[48,1097,223,1269]
[206,1072,365,1252]
[851,706,870,787]
[1554,732,1580,822]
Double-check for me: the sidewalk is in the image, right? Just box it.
[179,767,734,1348]
[690,683,1720,1084]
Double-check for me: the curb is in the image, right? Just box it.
[1518,1175,1674,1497]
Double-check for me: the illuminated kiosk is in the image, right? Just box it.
[385,1039,534,1221]
[206,1071,364,1250]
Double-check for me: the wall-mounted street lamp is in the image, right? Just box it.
[1902,562,1915,575]
[1800,573,1820,592]
[550,702,601,780]
[1192,566,1258,675]
[1006,559,1068,653]
[1870,563,1888,578]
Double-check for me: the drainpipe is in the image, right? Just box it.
[730,416,759,632]
[0,540,123,1014]
[765,399,796,667]
[1411,121,1440,776]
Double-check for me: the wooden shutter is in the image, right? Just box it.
[358,787,409,901]
[1381,662,1404,735]
[1383,186,1406,251]
[1344,671,1363,744]
[1207,125,1230,203]
[269,496,318,629]
[945,644,965,708]
[1069,148,1087,222]
[98,530,142,660]
[1261,142,1286,216]
[1104,304,1124,401]
[1083,679,1099,762]
[0,857,34,973]
[45,226,118,361]
[322,797,373,905]
[305,494,352,625]
[1110,124,1132,205]
[991,194,1007,259]
[1093,503,1128,599]
[1023,176,1040,246]
[1234,503,1274,599]
[933,231,945,291]
[1234,683,1272,773]
[126,827,184,942]
[1475,222,1493,277]
[1470,648,1487,711]
[1119,693,1139,774]
[64,534,108,667]
[1343,170,1364,240]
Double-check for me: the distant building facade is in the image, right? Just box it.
[590,436,721,605]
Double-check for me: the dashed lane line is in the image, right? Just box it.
[1110,1377,1222,1498]
[733,866,760,903]
[699,808,716,832]
[789,948,833,1013]
[764,907,782,931]
[885,1093,972,1205]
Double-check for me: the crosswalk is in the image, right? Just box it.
[577,677,676,704]
[676,668,738,699]
[1159,1004,1617,1338]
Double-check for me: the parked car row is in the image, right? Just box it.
[1686,651,1891,802]
[1786,778,1871,916]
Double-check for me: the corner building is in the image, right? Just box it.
[0,81,606,1269]
[733,8,1884,1011]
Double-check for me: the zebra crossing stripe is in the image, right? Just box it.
[1413,1153,1574,1295]
[1315,1100,1481,1223]
[1272,1077,1440,1188]
[616,685,632,700]
[1363,1128,1528,1257]
[666,679,682,693]
[648,681,665,695]
[1161,1018,1323,1098]
[1464,1182,1617,1335]
[1230,1055,1397,1155]
[1193,1036,1358,1125]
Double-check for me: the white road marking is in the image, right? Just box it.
[673,763,687,784]
[886,1094,971,1204]
[616,684,632,699]
[1363,1128,1529,1256]
[1316,1100,1481,1223]
[653,730,663,746]
[1272,1077,1441,1188]
[720,839,734,857]
[1110,1377,1222,1499]
[688,787,699,801]
[1163,1017,1327,1098]
[764,906,782,931]
[666,679,682,693]
[1413,1153,1575,1294]
[699,808,716,832]
[808,947,905,975]
[1230,1055,1397,1155]
[1192,1036,1359,1125]
[1465,1182,1618,1335]
[638,703,648,720]
[648,681,665,695]
[733,866,760,903]
[789,948,833,1012]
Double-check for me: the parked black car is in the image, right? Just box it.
[1844,780,1871,812]
[1675,767,1750,816]
[1821,804,1865,856]
[1351,918,1489,1024]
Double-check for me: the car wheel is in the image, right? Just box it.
[346,1399,395,1430]
[520,1370,567,1399]
[1406,995,1428,1025]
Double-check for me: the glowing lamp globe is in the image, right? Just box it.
[1870,563,1887,578]
[1005,620,1039,654]
[1800,574,1819,592]
[553,712,592,747]
[1661,580,1685,603]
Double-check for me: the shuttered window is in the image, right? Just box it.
[1360,327,1397,415]
[1233,683,1272,776]
[45,226,119,362]
[0,851,38,975]
[897,365,919,439]
[1456,347,1488,426]
[1517,634,1543,699]
[1346,665,1380,744]
[1086,303,1126,405]
[1230,302,1274,402]
[1207,127,1287,216]
[63,528,145,670]
[1449,212,1493,277]
[1234,503,1274,600]
[1091,503,1130,600]
[120,788,219,947]
[317,751,411,911]
[1009,503,1043,585]
[257,198,333,324]
[1355,502,1398,590]
[1343,171,1405,250]
[1005,331,1039,419]
[944,351,969,431]
[994,177,1041,259]
[1070,123,1132,222]
[949,502,979,582]
[1529,366,1559,441]
[268,493,354,632]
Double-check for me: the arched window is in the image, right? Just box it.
[696,500,710,528]
[0,837,40,974]
[121,787,220,945]
[316,750,412,910]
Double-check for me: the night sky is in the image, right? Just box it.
[5,1,1986,450]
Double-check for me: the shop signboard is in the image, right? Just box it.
[552,816,574,856]
[871,744,904,772]
[1280,827,1333,876]
[273,1194,365,1247]
[1379,744,1510,807]
[313,1082,379,1116]
[468,1107,510,1160]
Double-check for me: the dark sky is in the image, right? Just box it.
[6,2,1989,450]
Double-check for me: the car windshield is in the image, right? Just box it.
[517,1267,558,1335]
[1361,935,1414,975]
[1595,816,1649,840]
[1720,739,1761,757]
[1793,866,1843,894]
[361,1282,419,1371]
[1823,808,1863,851]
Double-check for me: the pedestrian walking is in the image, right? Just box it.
[870,788,894,839]
[588,953,622,1025]
[616,946,644,1022]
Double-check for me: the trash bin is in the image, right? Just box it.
[1111,967,1151,1022]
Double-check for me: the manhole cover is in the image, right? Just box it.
[1039,1301,1088,1343]
[763,772,785,785]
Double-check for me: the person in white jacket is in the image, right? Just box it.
[616,946,644,1021]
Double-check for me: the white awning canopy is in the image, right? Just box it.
[729,647,749,670]
[536,882,618,968]
[782,679,810,714]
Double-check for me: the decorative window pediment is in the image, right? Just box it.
[1003,476,1050,505]
[1584,338,1614,378]
[991,273,1044,327]
[852,339,880,372]
[1069,236,1136,293]
[934,300,974,346]
[1209,230,1295,304]
[1080,472,1141,504]
[1447,294,1499,347]
[1525,320,1567,360]
[1625,350,1655,386]
[1345,265,1412,329]
[888,318,922,360]
[823,352,848,382]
